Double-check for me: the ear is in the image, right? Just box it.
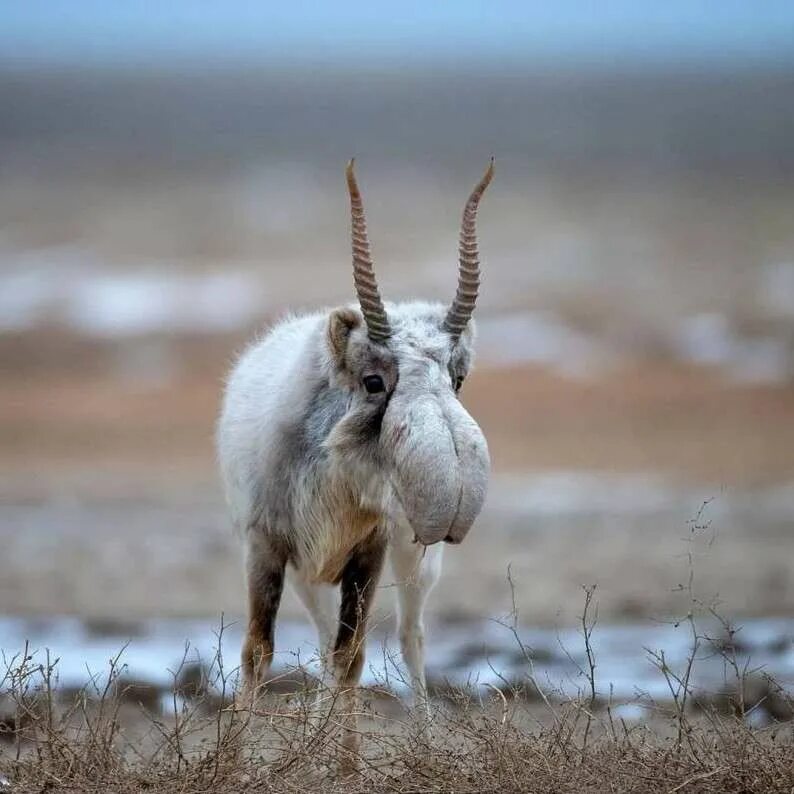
[327,307,361,367]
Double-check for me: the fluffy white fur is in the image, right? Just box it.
[217,300,489,705]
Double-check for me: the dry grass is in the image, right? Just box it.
[1,664,793,793]
[2,598,793,794]
[2,512,791,792]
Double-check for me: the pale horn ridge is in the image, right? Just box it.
[444,158,494,341]
[346,159,391,343]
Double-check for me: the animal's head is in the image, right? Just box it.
[324,160,493,546]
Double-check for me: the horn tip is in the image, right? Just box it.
[346,159,359,196]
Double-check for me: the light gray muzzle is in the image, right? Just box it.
[383,390,489,546]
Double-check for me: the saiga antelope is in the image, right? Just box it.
[217,159,493,754]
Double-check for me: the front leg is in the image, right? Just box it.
[241,531,288,702]
[333,528,387,767]
[389,525,443,714]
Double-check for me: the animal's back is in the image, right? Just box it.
[217,311,325,530]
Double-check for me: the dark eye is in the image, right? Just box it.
[454,375,465,393]
[363,374,385,394]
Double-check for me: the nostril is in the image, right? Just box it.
[443,534,460,544]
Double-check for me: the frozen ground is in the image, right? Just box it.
[2,611,793,708]
[2,254,794,382]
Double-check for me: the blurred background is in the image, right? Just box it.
[2,2,794,694]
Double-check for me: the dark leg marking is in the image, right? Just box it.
[332,527,387,768]
[334,528,387,686]
[242,533,289,696]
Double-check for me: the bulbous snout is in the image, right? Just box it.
[382,390,489,546]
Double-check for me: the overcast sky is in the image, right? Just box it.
[2,1,794,70]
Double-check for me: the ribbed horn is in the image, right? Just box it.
[444,158,494,340]
[345,159,391,343]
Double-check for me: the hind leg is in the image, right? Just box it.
[290,570,339,698]
[241,531,288,701]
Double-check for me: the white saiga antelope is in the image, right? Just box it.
[217,160,493,732]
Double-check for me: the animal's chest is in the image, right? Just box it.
[296,491,380,584]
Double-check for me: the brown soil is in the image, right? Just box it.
[3,352,793,487]
[2,347,793,625]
